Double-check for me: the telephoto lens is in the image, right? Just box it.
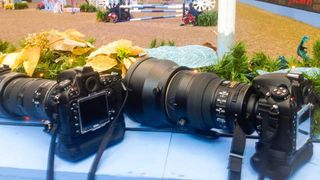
[0,65,126,162]
[124,58,315,179]
[125,57,256,134]
[0,66,57,120]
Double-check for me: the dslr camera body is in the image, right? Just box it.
[52,67,125,161]
[124,58,315,179]
[250,73,314,179]
[0,66,125,161]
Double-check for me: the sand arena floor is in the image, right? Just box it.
[0,2,319,58]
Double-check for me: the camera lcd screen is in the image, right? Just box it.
[296,104,311,150]
[78,92,109,133]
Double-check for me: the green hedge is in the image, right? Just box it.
[80,3,97,12]
[96,10,110,22]
[14,2,28,10]
[197,11,218,26]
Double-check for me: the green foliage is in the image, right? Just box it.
[201,42,251,83]
[304,72,320,135]
[286,56,305,68]
[308,73,320,135]
[14,2,28,9]
[16,49,88,79]
[80,3,97,12]
[86,37,96,45]
[313,108,320,135]
[96,10,110,22]
[160,41,166,47]
[306,73,320,135]
[306,58,320,68]
[311,39,320,67]
[305,72,320,96]
[168,40,176,46]
[200,41,320,85]
[19,39,27,48]
[197,11,218,26]
[116,47,131,61]
[0,40,16,53]
[149,39,157,48]
[249,52,280,76]
[149,39,176,48]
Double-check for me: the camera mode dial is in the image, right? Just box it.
[271,86,289,100]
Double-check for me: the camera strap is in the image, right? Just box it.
[256,103,280,180]
[87,82,128,180]
[227,122,247,180]
[87,115,119,180]
[46,123,59,180]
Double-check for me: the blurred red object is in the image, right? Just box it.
[37,2,45,10]
[182,12,196,25]
[108,12,118,23]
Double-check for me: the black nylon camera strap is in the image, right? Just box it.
[87,82,128,180]
[257,103,280,180]
[228,122,247,180]
[47,123,59,180]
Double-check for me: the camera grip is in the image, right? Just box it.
[55,115,125,162]
[250,141,313,179]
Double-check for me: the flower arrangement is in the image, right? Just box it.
[86,39,144,77]
[0,29,95,78]
[0,29,145,79]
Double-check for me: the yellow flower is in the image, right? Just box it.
[47,29,94,53]
[21,46,41,76]
[24,29,94,54]
[86,55,118,72]
[0,53,6,65]
[4,3,14,10]
[87,39,144,77]
[1,52,23,70]
[0,46,41,76]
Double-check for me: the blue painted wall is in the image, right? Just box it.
[239,0,320,28]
